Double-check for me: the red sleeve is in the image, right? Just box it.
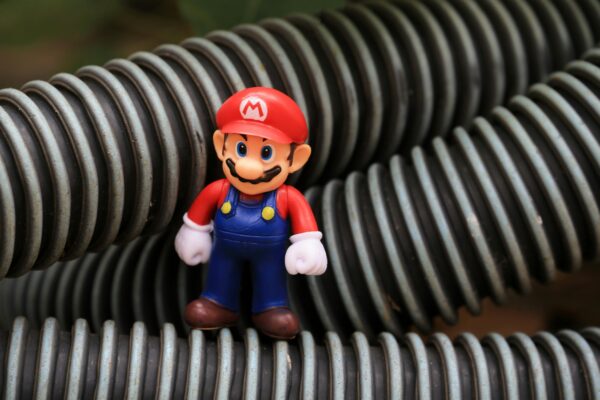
[279,185,319,234]
[187,179,229,225]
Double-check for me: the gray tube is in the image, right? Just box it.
[1,316,599,399]
[0,0,598,278]
[4,48,600,340]
[305,50,600,335]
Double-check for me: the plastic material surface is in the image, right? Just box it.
[2,317,599,399]
[0,0,598,277]
[5,49,600,341]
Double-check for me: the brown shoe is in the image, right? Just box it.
[251,307,300,339]
[185,297,239,329]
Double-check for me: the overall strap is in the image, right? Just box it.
[219,185,238,218]
[261,189,279,221]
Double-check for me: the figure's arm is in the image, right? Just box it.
[175,179,227,266]
[186,179,228,226]
[286,186,319,234]
[284,186,328,275]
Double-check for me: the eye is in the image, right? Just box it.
[236,142,247,157]
[261,145,274,161]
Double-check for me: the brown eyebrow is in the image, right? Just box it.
[262,138,267,142]
[240,134,247,141]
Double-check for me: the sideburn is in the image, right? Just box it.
[287,143,297,166]
[222,133,229,156]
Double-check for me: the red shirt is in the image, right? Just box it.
[187,179,318,234]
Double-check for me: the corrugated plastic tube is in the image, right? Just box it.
[0,230,198,337]
[4,49,600,340]
[0,0,599,278]
[2,316,599,399]
[302,50,600,337]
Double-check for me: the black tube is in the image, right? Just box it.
[0,230,197,337]
[303,49,600,336]
[0,0,598,278]
[2,316,599,399]
[4,48,600,340]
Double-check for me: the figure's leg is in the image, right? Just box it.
[250,243,300,339]
[201,239,242,311]
[185,239,241,329]
[250,243,288,313]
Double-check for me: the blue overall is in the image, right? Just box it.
[201,186,289,314]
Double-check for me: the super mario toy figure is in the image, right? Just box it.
[174,87,327,339]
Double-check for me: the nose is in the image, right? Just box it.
[235,158,264,180]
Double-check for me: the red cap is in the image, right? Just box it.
[216,87,308,144]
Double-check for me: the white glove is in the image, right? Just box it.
[285,231,328,275]
[174,214,213,266]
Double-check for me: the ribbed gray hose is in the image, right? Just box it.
[1,316,599,399]
[0,0,599,278]
[302,49,600,337]
[0,230,198,337]
[0,228,312,338]
[5,48,600,340]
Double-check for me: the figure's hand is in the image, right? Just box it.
[174,214,213,266]
[285,231,328,275]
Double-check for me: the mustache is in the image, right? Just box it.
[226,159,282,184]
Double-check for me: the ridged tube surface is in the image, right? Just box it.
[0,227,334,339]
[6,48,600,339]
[0,0,599,278]
[297,49,600,337]
[0,230,201,337]
[1,317,600,399]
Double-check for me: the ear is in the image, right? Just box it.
[213,130,225,161]
[289,143,311,173]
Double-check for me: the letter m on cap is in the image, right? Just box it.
[240,96,268,121]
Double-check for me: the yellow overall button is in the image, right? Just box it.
[262,206,275,221]
[221,201,232,214]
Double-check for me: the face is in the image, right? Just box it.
[213,130,311,195]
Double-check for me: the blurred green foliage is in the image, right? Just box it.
[180,0,343,36]
[0,0,343,86]
[0,0,344,46]
[0,0,187,86]
[0,0,120,45]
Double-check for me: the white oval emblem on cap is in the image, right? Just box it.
[240,96,268,121]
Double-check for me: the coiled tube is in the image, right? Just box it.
[5,49,600,340]
[2,317,599,399]
[263,48,600,337]
[301,50,600,337]
[0,0,599,278]
[0,230,200,337]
